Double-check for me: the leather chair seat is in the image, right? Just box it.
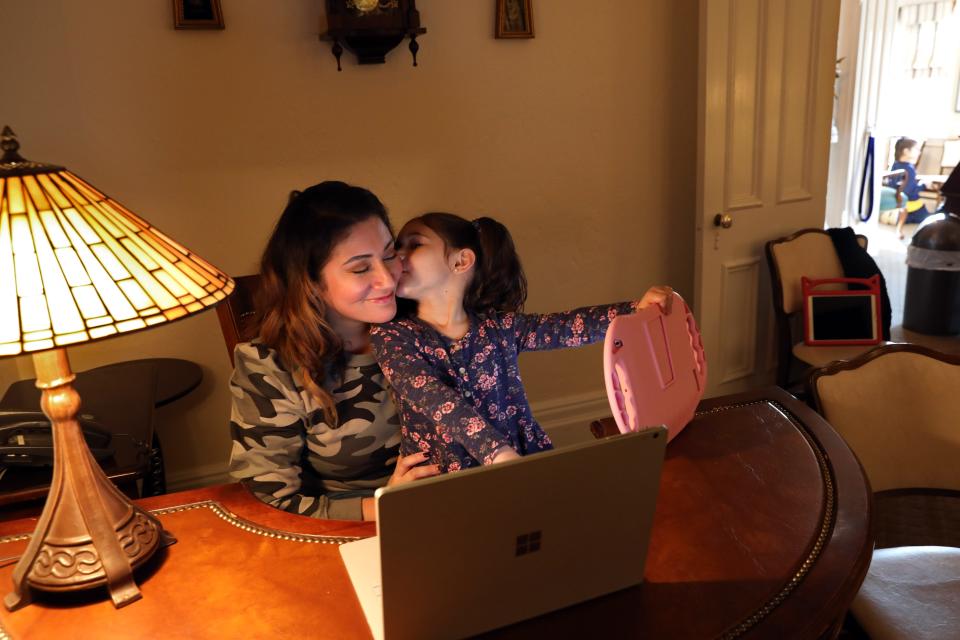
[851,546,960,640]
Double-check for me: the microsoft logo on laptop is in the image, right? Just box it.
[515,531,542,556]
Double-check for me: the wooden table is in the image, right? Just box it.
[916,174,951,187]
[0,387,872,639]
[0,357,203,410]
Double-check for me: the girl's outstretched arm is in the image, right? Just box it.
[509,285,673,352]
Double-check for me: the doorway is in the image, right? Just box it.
[826,0,960,325]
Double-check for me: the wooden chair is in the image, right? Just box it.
[885,136,954,213]
[942,139,959,176]
[877,168,907,226]
[808,344,960,639]
[915,139,944,176]
[214,274,262,363]
[765,228,874,389]
[917,139,948,212]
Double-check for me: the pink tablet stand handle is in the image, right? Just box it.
[604,292,707,442]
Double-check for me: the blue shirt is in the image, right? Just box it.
[891,160,925,202]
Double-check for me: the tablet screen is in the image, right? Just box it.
[808,294,877,341]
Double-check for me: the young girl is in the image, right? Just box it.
[370,212,672,473]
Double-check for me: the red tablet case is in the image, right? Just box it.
[801,276,882,346]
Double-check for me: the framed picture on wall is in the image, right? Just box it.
[173,0,224,30]
[495,0,534,39]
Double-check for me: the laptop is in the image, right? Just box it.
[339,428,667,640]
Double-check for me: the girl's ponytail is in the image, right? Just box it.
[413,212,528,315]
[466,217,527,314]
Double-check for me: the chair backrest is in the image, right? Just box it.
[215,274,262,363]
[916,139,945,176]
[941,139,960,174]
[765,228,868,387]
[766,229,862,316]
[885,136,900,169]
[809,344,960,492]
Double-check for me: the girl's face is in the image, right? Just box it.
[320,217,401,325]
[394,221,458,300]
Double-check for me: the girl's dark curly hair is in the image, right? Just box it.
[411,212,527,314]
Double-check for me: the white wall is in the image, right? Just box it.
[827,0,959,228]
[0,0,698,488]
[825,0,862,228]
[879,3,960,142]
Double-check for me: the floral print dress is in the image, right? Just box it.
[370,301,638,472]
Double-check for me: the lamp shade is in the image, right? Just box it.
[0,128,234,357]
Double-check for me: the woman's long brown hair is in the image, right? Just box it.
[254,181,392,426]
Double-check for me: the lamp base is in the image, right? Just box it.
[3,349,171,611]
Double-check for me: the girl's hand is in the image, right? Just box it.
[363,452,440,520]
[638,285,674,314]
[387,451,440,487]
[490,447,521,464]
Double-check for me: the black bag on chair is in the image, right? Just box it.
[827,227,892,341]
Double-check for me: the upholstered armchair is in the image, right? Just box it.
[809,344,960,639]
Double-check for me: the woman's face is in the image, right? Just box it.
[394,221,457,301]
[320,217,401,325]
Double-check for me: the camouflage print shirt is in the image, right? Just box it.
[229,341,400,521]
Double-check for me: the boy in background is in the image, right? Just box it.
[892,137,931,239]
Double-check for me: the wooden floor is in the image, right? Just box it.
[853,220,915,326]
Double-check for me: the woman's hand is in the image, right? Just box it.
[362,452,440,520]
[637,285,674,314]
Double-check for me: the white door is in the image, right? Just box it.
[695,0,841,397]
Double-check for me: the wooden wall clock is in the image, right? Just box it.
[321,0,426,71]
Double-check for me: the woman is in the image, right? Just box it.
[229,181,439,521]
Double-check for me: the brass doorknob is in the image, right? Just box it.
[713,213,733,229]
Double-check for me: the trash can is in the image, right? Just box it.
[903,213,960,335]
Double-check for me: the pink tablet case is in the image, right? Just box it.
[604,293,707,441]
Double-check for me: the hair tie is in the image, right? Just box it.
[471,219,481,231]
